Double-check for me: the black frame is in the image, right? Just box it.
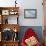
[24,9,37,19]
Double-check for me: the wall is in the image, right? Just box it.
[19,0,44,26]
[0,0,15,7]
[0,0,44,26]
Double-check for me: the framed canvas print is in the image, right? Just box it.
[2,10,9,15]
[24,9,37,18]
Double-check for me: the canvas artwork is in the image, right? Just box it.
[24,9,37,18]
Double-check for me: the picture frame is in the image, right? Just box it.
[24,9,37,18]
[2,10,9,15]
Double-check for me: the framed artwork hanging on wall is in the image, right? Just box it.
[24,9,37,19]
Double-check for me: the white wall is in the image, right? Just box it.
[0,0,44,26]
[19,0,44,26]
[0,0,15,7]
